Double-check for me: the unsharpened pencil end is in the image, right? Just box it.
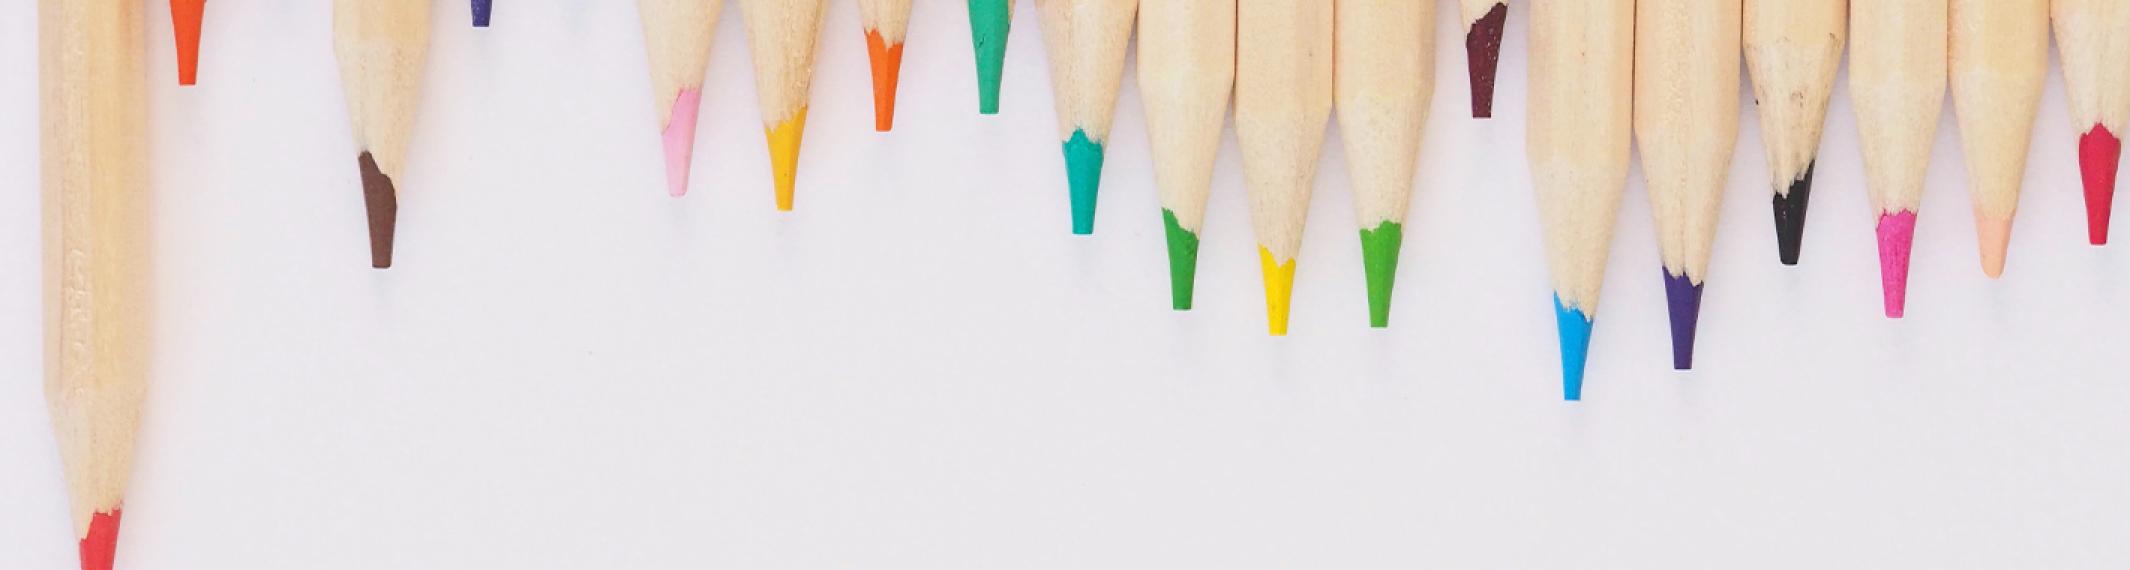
[969,0,1012,114]
[1464,2,1506,118]
[1876,210,1917,318]
[472,0,493,27]
[1554,295,1592,401]
[1662,270,1704,370]
[766,108,809,211]
[2079,125,2120,245]
[1162,210,1200,311]
[78,509,121,570]
[1063,130,1104,235]
[1258,247,1297,336]
[1359,221,1403,328]
[662,89,704,198]
[1773,161,1815,266]
[1975,211,2012,279]
[172,0,205,85]
[865,30,906,132]
[357,152,400,269]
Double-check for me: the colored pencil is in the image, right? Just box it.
[171,0,205,85]
[739,0,828,211]
[1849,0,1945,318]
[1634,0,1740,370]
[334,0,431,269]
[1527,0,1633,399]
[639,0,724,198]
[969,0,1014,114]
[1036,0,1137,235]
[2052,0,2129,245]
[1950,0,2046,278]
[1236,0,1332,336]
[1335,0,1434,328]
[42,1,150,568]
[1460,0,1506,118]
[1744,0,1844,266]
[1137,0,1234,310]
[859,0,915,131]
[473,0,493,27]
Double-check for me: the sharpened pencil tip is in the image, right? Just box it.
[766,108,809,211]
[1975,210,2012,279]
[2080,125,2120,245]
[1662,270,1704,370]
[472,0,493,27]
[662,89,704,198]
[865,30,906,132]
[1773,161,1815,265]
[1063,130,1104,235]
[1259,247,1297,336]
[969,0,1012,114]
[357,152,399,269]
[1464,2,1506,118]
[1876,211,1917,318]
[1554,295,1592,401]
[78,508,121,570]
[1162,210,1200,311]
[1359,221,1403,328]
[172,0,205,85]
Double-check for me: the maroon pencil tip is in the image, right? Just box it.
[358,152,399,269]
[1464,3,1507,119]
[78,508,121,570]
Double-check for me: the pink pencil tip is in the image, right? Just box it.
[661,89,704,198]
[1876,211,1917,318]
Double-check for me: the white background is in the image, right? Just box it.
[3,1,2127,568]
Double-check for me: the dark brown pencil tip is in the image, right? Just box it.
[1464,2,1507,118]
[358,152,399,269]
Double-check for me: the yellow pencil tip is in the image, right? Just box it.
[766,107,809,211]
[1258,247,1296,336]
[1975,210,2012,279]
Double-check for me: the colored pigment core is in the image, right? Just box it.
[79,508,121,570]
[1063,130,1104,234]
[1258,247,1297,336]
[472,0,493,27]
[767,108,810,211]
[172,0,205,85]
[968,0,1012,114]
[357,152,399,269]
[1662,270,1704,370]
[1975,210,2012,279]
[1773,161,1815,265]
[1876,210,1917,318]
[865,30,906,132]
[662,89,703,198]
[1162,210,1200,311]
[1554,295,1593,401]
[1358,221,1403,327]
[2080,125,2120,245]
[1464,2,1506,118]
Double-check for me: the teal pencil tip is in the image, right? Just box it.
[968,0,1011,115]
[1359,221,1403,328]
[1063,130,1104,235]
[1162,210,1200,310]
[1554,295,1594,401]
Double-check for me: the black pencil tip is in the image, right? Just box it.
[1773,161,1814,266]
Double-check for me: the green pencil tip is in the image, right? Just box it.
[1359,221,1403,328]
[1162,209,1200,310]
[968,0,1011,115]
[1063,130,1104,235]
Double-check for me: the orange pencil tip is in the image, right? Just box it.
[865,29,906,132]
[171,0,206,85]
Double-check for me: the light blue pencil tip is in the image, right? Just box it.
[1554,294,1593,401]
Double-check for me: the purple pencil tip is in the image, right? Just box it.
[1662,269,1704,370]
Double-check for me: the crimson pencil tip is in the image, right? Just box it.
[2080,126,2120,245]
[78,509,121,570]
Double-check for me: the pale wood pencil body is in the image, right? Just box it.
[1461,0,1503,27]
[1237,0,1334,263]
[640,0,723,126]
[1635,0,1741,282]
[334,0,431,185]
[43,0,149,538]
[1850,0,1946,215]
[860,0,915,43]
[739,0,827,126]
[1951,0,2047,221]
[1527,0,1634,313]
[1138,0,1235,233]
[1336,0,1435,228]
[1744,0,1845,194]
[1036,0,1138,143]
[2055,0,2130,135]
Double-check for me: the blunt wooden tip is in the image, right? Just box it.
[358,152,399,269]
[78,509,121,570]
[1773,161,1815,265]
[865,30,906,132]
[1876,211,1917,318]
[2080,125,2120,245]
[1464,3,1507,118]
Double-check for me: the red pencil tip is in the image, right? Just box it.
[2079,125,2120,245]
[78,508,122,570]
[171,0,206,85]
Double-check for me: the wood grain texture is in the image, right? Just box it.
[1744,0,1844,194]
[640,0,723,127]
[1336,0,1434,228]
[1236,0,1333,264]
[1635,0,1741,283]
[1035,0,1138,143]
[1137,0,1234,234]
[739,0,828,126]
[333,0,431,185]
[1526,0,1634,313]
[1850,0,1946,216]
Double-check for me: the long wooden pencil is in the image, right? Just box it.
[1237,0,1332,336]
[1635,0,1740,370]
[1850,0,1945,318]
[2052,0,2129,245]
[335,0,431,269]
[1138,0,1234,310]
[1951,0,2046,278]
[739,0,827,211]
[1744,0,1844,265]
[1037,0,1137,235]
[171,0,205,85]
[473,0,493,27]
[1336,0,1434,327]
[859,0,915,131]
[1460,0,1506,118]
[640,0,724,198]
[969,0,1014,114]
[43,1,150,568]
[1528,0,1633,399]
